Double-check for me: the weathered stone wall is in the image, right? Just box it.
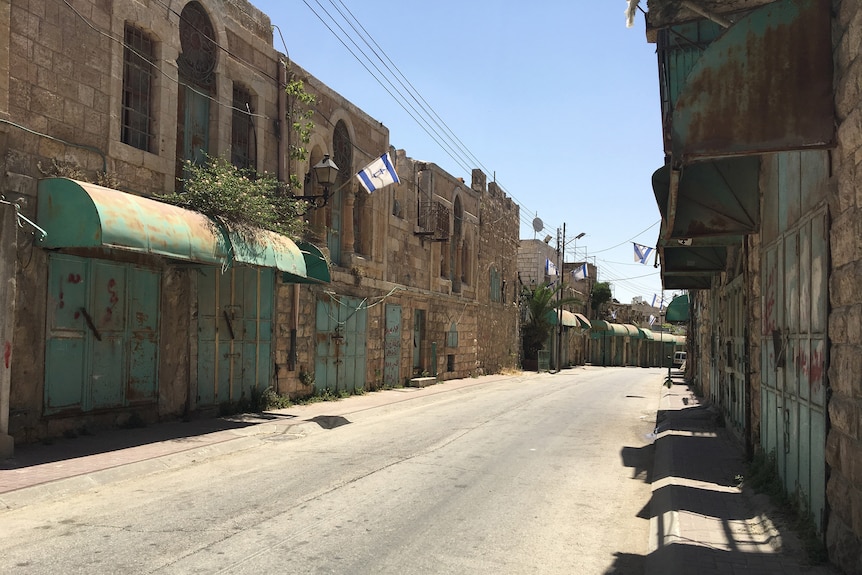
[746,232,762,453]
[826,1,862,570]
[476,181,520,373]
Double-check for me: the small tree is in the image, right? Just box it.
[590,281,612,317]
[159,153,308,238]
[521,282,582,361]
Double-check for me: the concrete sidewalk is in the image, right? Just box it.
[0,374,511,510]
[647,375,838,575]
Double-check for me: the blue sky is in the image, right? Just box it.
[252,0,670,305]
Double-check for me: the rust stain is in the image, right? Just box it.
[4,341,10,369]
[677,0,833,158]
[103,277,121,325]
[763,267,776,335]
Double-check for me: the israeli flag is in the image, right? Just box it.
[571,264,588,281]
[545,258,558,277]
[633,242,654,265]
[651,294,657,308]
[649,314,656,326]
[357,153,400,193]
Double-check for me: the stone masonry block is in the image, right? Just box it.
[830,210,858,268]
[825,430,843,473]
[850,439,862,487]
[828,470,853,525]
[827,511,862,575]
[853,486,862,537]
[830,344,862,399]
[831,263,862,308]
[829,396,860,441]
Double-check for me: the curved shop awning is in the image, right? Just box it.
[590,321,632,337]
[38,177,230,264]
[287,241,331,284]
[665,294,691,323]
[37,178,328,283]
[572,313,591,329]
[546,309,578,327]
[227,227,306,278]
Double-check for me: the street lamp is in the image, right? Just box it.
[298,154,339,209]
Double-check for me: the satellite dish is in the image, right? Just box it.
[532,217,544,232]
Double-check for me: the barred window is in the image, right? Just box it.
[490,266,501,303]
[122,25,155,151]
[231,84,255,170]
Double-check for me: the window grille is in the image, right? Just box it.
[231,84,254,170]
[122,25,154,152]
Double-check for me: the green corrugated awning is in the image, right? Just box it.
[573,313,591,329]
[546,309,578,327]
[590,321,630,337]
[38,177,230,264]
[666,294,690,323]
[621,324,642,338]
[227,227,306,278]
[285,241,331,284]
[640,329,655,340]
[37,178,329,283]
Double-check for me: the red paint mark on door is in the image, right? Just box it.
[4,341,11,369]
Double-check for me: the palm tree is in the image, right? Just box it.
[521,282,582,361]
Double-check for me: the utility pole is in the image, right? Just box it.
[556,223,565,372]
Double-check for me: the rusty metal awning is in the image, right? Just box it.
[38,178,231,264]
[659,243,729,290]
[652,157,760,239]
[37,178,328,283]
[226,227,306,278]
[671,0,834,161]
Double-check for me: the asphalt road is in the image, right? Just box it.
[0,367,663,574]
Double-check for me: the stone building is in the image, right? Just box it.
[643,0,862,571]
[0,0,519,455]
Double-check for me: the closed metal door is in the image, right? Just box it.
[720,275,746,437]
[384,304,402,387]
[315,295,367,394]
[46,255,160,413]
[197,267,273,406]
[761,206,827,533]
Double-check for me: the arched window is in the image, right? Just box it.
[175,2,216,182]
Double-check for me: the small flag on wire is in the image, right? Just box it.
[356,153,400,193]
[610,309,617,320]
[545,258,558,276]
[571,264,588,281]
[633,243,654,265]
[649,314,656,326]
